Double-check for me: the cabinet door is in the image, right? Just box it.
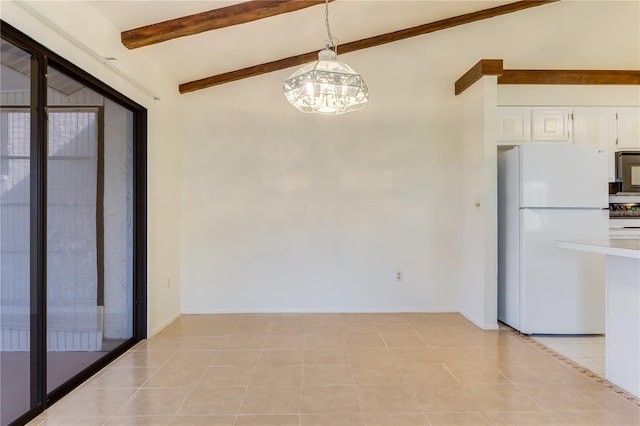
[573,108,617,182]
[617,107,640,150]
[531,108,572,142]
[497,107,530,144]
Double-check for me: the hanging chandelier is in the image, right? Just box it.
[283,0,369,115]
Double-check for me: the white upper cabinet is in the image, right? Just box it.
[617,107,640,150]
[573,108,617,148]
[497,107,573,144]
[497,106,640,160]
[497,108,530,144]
[573,108,617,182]
[496,106,640,155]
[531,108,572,142]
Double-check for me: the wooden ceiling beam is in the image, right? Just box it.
[121,0,333,49]
[455,59,504,95]
[179,0,559,94]
[498,69,640,85]
[455,62,640,95]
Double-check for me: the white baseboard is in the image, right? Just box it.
[148,310,181,337]
[459,310,499,330]
[149,308,499,334]
[180,307,458,314]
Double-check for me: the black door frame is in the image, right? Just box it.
[1,21,147,426]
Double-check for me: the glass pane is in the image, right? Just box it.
[46,67,134,392]
[102,99,134,343]
[0,39,32,426]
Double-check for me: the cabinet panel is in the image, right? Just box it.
[573,108,617,182]
[617,107,640,150]
[497,108,530,144]
[531,109,572,142]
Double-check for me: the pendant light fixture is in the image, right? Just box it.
[283,0,369,115]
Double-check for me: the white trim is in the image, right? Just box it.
[148,310,180,337]
[459,309,499,330]
[180,307,459,314]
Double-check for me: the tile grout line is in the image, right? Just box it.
[409,323,463,387]
[168,332,231,424]
[389,321,433,425]
[299,319,306,426]
[102,345,179,425]
[491,334,548,416]
[344,317,367,426]
[232,320,271,426]
[412,324,433,350]
[514,330,640,408]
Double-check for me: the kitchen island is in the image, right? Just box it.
[557,239,640,397]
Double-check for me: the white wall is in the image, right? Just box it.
[180,56,462,313]
[456,78,499,329]
[1,0,183,336]
[179,0,640,316]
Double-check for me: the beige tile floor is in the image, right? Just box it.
[28,314,639,426]
[532,335,606,377]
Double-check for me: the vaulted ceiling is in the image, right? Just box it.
[90,0,558,94]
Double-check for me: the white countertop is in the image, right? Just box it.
[557,239,640,259]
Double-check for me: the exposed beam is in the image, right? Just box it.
[179,0,559,94]
[455,62,640,95]
[498,69,640,85]
[122,0,333,49]
[455,59,504,95]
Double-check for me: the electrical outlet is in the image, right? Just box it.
[396,271,403,282]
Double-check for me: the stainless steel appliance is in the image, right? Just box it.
[609,202,640,218]
[609,195,640,238]
[616,152,640,193]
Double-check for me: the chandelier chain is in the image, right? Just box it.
[324,0,336,52]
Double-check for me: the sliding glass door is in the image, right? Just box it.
[0,23,146,426]
[45,70,135,393]
[0,39,33,426]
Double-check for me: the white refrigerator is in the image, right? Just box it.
[498,144,609,334]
